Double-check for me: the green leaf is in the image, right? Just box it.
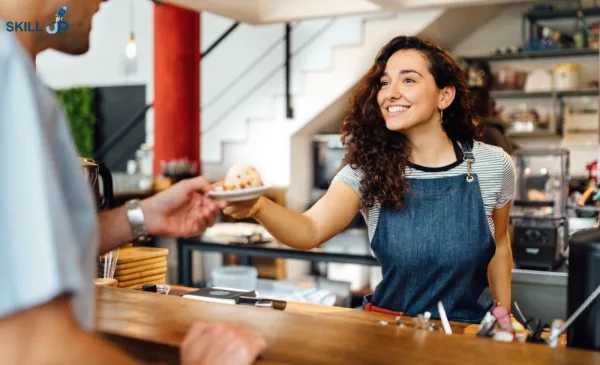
[55,87,96,157]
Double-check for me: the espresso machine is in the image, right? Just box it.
[79,157,113,211]
[510,149,569,270]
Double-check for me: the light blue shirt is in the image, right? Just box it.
[0,21,98,330]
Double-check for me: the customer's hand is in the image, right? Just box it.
[140,176,226,237]
[180,322,267,365]
[222,196,264,220]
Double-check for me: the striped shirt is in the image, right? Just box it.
[333,141,517,242]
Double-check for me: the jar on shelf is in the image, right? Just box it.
[553,63,581,91]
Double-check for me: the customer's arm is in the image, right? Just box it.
[0,295,266,365]
[223,181,361,250]
[0,295,144,365]
[488,202,513,311]
[98,177,224,255]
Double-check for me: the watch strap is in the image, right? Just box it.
[125,199,149,242]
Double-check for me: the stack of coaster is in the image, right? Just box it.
[98,247,168,288]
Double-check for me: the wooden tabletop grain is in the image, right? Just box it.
[95,287,599,365]
[166,284,474,334]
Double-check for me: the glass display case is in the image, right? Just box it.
[510,149,570,270]
[512,149,570,218]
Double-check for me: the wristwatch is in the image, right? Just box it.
[125,199,150,242]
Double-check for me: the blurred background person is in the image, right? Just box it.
[470,86,518,154]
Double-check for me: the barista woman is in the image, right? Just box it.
[223,36,516,323]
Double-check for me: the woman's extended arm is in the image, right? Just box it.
[223,181,360,250]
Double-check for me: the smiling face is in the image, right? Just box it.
[376,49,454,133]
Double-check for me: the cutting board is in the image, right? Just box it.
[115,267,167,282]
[105,260,167,276]
[98,257,166,272]
[96,265,167,281]
[113,256,166,270]
[117,274,166,288]
[100,247,168,264]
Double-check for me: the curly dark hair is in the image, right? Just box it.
[340,36,479,211]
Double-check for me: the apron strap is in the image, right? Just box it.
[459,139,475,183]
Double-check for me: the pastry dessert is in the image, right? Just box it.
[223,164,263,191]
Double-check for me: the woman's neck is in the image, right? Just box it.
[406,125,456,168]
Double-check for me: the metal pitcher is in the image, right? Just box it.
[79,157,113,211]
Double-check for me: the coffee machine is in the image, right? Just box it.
[510,149,569,270]
[79,158,113,211]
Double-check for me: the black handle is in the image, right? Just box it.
[98,162,113,210]
[514,200,555,208]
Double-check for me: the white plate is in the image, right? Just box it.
[208,184,271,202]
[204,223,273,240]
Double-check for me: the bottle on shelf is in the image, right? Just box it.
[574,8,587,49]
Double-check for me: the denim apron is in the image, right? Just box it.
[363,140,496,323]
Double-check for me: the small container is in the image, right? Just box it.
[212,266,258,291]
[553,63,581,91]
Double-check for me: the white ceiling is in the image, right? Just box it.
[162,0,538,24]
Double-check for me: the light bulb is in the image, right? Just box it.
[126,33,137,59]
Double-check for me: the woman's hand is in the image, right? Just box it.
[212,180,264,220]
[222,196,265,220]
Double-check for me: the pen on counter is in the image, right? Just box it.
[438,301,452,335]
[476,311,496,337]
[513,301,534,333]
[548,319,564,348]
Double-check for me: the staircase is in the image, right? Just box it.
[201,5,501,187]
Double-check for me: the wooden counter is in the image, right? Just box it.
[95,287,599,365]
[165,285,474,334]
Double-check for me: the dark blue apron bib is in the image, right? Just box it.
[364,140,496,323]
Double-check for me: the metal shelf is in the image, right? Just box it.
[525,7,600,21]
[568,205,600,213]
[461,48,599,62]
[491,88,599,99]
[507,131,562,139]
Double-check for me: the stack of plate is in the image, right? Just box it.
[97,247,168,288]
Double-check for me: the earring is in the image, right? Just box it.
[440,109,444,124]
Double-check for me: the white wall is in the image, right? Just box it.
[36,0,155,145]
[200,13,377,173]
[452,3,600,177]
[201,12,236,54]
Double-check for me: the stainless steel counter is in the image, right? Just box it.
[512,266,568,286]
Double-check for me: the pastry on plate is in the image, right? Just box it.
[223,164,263,191]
